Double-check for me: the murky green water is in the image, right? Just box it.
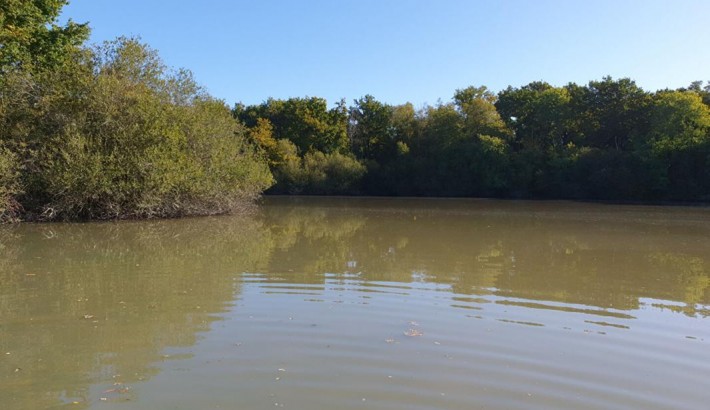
[1,197,709,410]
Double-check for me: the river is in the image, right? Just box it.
[1,197,708,409]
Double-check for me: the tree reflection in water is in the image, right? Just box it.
[1,197,708,408]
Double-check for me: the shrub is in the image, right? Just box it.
[0,144,21,222]
[0,38,273,221]
[272,150,366,195]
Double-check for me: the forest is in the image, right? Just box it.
[238,80,710,201]
[2,1,709,222]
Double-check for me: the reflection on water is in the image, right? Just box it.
[1,197,709,409]
[0,216,271,409]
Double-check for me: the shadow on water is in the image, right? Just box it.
[0,196,709,408]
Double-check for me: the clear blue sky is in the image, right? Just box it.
[60,0,710,107]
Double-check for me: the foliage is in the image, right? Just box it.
[4,0,710,218]
[642,91,710,200]
[234,79,710,202]
[0,143,21,222]
[236,96,365,195]
[234,97,349,154]
[0,0,89,73]
[349,95,394,161]
[497,82,572,151]
[53,39,271,220]
[1,37,272,221]
[645,91,710,153]
[454,85,509,140]
[1,0,273,222]
[572,77,650,151]
[271,150,366,195]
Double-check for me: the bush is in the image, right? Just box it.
[0,145,21,222]
[0,38,273,221]
[42,39,272,220]
[272,150,366,195]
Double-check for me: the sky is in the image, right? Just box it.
[59,0,710,107]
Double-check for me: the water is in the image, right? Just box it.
[1,197,709,409]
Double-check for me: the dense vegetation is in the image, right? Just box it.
[2,2,709,222]
[236,81,710,202]
[0,1,272,221]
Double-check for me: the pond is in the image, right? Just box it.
[1,197,709,409]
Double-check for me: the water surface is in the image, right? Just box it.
[1,197,709,409]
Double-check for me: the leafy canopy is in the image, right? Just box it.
[0,0,89,72]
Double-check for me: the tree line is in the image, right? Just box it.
[235,80,710,202]
[2,2,709,222]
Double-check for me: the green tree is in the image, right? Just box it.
[235,97,349,154]
[390,103,418,147]
[349,95,394,161]
[247,118,280,165]
[496,82,573,151]
[572,77,650,150]
[646,91,710,152]
[684,81,710,108]
[642,91,710,199]
[0,0,89,73]
[454,85,509,140]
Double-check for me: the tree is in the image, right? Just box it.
[646,91,710,152]
[454,85,509,140]
[642,91,710,199]
[349,95,394,161]
[234,97,349,154]
[685,81,710,107]
[572,77,650,150]
[247,118,279,164]
[390,103,418,144]
[496,82,572,151]
[0,0,89,73]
